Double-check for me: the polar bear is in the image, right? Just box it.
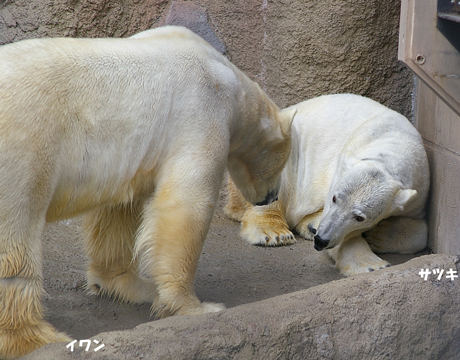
[225,94,429,277]
[0,26,295,358]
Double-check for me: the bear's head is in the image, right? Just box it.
[313,161,417,251]
[227,107,296,206]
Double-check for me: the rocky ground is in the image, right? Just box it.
[39,185,420,345]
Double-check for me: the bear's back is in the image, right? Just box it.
[288,94,424,166]
[0,26,244,139]
[0,26,239,103]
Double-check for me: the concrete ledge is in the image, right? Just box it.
[24,255,460,360]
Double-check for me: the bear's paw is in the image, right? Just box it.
[241,223,296,247]
[337,254,391,277]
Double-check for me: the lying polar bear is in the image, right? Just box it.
[0,26,295,358]
[225,94,429,277]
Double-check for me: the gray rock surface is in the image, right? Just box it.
[24,254,460,360]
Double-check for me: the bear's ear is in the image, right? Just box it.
[392,189,418,212]
[280,107,297,135]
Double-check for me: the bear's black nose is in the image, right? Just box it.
[314,235,329,251]
[255,190,278,206]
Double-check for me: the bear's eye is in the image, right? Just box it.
[354,215,365,222]
[332,195,336,203]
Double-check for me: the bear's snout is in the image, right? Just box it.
[255,189,279,206]
[314,234,329,251]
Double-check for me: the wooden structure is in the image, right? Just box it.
[399,0,460,254]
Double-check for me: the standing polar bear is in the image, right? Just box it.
[225,94,429,276]
[0,26,295,358]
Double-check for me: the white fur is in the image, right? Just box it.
[0,26,294,358]
[226,94,429,276]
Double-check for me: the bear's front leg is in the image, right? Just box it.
[223,176,252,222]
[224,177,295,246]
[135,168,225,318]
[240,202,296,246]
[328,235,391,277]
[294,209,323,241]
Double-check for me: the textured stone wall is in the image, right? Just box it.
[0,0,413,117]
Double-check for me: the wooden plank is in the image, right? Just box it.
[399,0,460,116]
[416,81,460,255]
[424,139,460,255]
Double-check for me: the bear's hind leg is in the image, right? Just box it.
[83,201,156,304]
[364,217,428,254]
[329,235,391,276]
[0,223,70,359]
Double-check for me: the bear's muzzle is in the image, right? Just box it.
[314,234,330,251]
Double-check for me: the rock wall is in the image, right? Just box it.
[0,0,413,117]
